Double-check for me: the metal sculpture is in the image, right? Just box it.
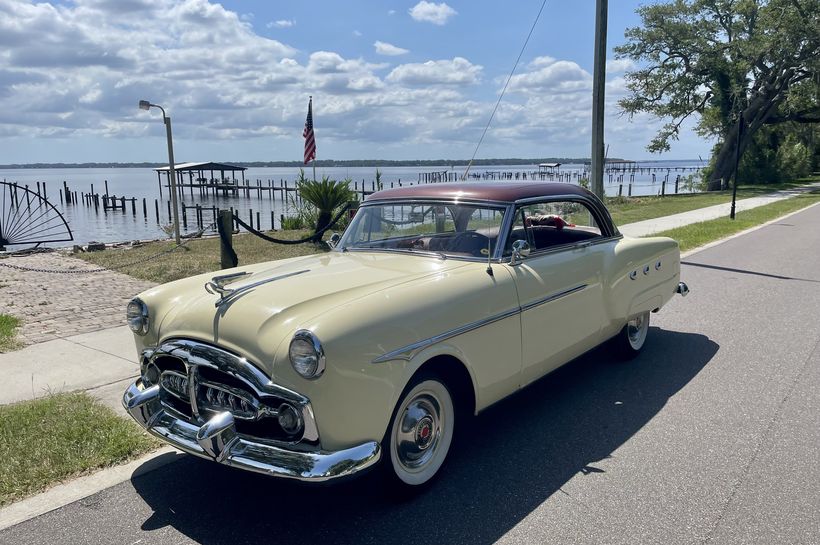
[0,182,73,249]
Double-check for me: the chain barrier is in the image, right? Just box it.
[0,223,214,274]
[232,204,351,245]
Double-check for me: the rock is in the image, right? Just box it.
[86,242,106,252]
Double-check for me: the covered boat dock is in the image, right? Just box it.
[154,161,247,197]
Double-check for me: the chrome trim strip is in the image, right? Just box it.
[520,284,588,312]
[372,283,589,363]
[372,307,521,363]
[123,383,381,482]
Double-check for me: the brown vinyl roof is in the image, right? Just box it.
[366,181,597,203]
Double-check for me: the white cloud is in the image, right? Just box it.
[408,1,457,25]
[606,59,635,73]
[387,57,481,85]
[267,19,294,28]
[507,58,592,94]
[374,41,409,56]
[0,0,704,161]
[352,29,362,37]
[388,9,396,15]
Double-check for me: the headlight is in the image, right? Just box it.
[126,298,149,336]
[288,330,325,379]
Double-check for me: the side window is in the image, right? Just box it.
[506,200,602,254]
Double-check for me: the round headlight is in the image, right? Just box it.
[126,298,149,336]
[288,330,325,379]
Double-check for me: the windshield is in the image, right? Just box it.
[339,202,507,259]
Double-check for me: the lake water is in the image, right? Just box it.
[0,160,703,247]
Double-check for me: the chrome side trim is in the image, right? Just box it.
[372,307,521,363]
[520,284,588,312]
[372,283,588,363]
[123,383,381,482]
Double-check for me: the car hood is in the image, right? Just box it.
[154,251,468,371]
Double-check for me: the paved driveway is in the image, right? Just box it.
[3,204,819,544]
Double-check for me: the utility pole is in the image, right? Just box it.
[590,0,608,199]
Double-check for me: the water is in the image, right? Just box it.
[0,160,703,247]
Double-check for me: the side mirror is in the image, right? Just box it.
[327,232,341,249]
[510,239,530,265]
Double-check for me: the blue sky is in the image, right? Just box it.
[0,0,709,164]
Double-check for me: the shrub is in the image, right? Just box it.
[297,172,355,235]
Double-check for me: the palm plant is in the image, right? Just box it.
[297,171,355,236]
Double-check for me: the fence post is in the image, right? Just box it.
[218,209,237,269]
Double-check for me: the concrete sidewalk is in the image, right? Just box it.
[1,182,818,414]
[619,182,820,237]
[0,326,138,416]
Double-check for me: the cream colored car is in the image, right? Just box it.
[123,182,688,488]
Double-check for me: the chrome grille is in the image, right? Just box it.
[160,371,189,401]
[142,339,317,443]
[198,381,264,421]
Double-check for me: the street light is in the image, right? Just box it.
[139,100,181,245]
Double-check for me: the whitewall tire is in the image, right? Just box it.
[386,376,455,487]
[614,311,650,358]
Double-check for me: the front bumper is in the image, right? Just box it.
[123,381,381,482]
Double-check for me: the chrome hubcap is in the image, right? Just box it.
[396,395,441,470]
[627,312,648,349]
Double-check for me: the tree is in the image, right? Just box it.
[616,0,820,189]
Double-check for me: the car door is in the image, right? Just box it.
[504,199,613,386]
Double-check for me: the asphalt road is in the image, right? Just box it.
[4,204,820,545]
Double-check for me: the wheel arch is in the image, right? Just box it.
[409,354,477,418]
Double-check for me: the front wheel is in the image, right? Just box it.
[613,311,650,359]
[384,375,455,488]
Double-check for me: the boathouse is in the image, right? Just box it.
[154,161,247,197]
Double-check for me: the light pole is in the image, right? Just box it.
[590,0,608,199]
[139,100,181,245]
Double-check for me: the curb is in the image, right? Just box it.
[0,447,179,532]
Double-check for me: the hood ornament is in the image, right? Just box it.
[205,272,251,299]
[205,270,310,307]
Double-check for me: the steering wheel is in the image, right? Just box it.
[449,231,491,256]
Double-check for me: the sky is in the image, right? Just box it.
[0,0,711,164]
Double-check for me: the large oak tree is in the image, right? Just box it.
[616,0,819,189]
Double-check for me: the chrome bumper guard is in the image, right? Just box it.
[123,381,381,482]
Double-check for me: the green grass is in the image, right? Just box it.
[654,190,820,252]
[76,229,327,284]
[0,313,21,352]
[0,393,158,506]
[606,176,818,226]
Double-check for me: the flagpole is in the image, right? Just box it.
[311,96,317,182]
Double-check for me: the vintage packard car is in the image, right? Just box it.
[123,182,688,488]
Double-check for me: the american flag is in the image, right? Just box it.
[303,97,316,164]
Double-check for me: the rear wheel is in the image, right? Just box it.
[614,311,650,359]
[384,374,455,488]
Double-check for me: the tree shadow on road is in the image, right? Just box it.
[131,328,717,544]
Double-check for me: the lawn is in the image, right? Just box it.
[605,176,818,226]
[654,190,820,252]
[0,313,20,352]
[76,228,327,284]
[0,393,158,506]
